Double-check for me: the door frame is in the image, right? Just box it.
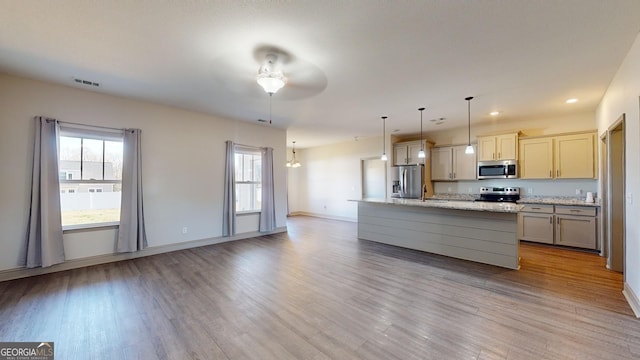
[361,157,388,199]
[601,114,626,275]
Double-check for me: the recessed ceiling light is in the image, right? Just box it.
[489,111,500,116]
[566,98,578,104]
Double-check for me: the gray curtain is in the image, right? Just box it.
[259,147,276,232]
[222,140,236,236]
[25,117,65,268]
[116,129,147,252]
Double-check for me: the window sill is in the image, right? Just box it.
[63,222,119,233]
[236,210,261,216]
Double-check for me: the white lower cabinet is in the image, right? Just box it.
[518,204,598,250]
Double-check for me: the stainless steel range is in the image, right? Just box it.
[477,187,520,203]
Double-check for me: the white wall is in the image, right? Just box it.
[287,136,381,221]
[596,32,640,301]
[0,73,287,271]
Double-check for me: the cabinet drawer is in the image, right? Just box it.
[555,206,596,216]
[520,204,554,213]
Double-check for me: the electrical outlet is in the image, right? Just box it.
[575,189,582,195]
[468,187,473,193]
[447,187,452,193]
[527,188,533,194]
[182,227,188,234]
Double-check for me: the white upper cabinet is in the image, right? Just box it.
[477,133,518,161]
[431,145,476,181]
[393,140,426,165]
[519,132,596,179]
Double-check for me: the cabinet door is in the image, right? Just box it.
[555,214,597,249]
[477,136,496,161]
[518,213,554,244]
[496,134,518,160]
[452,145,476,180]
[393,144,408,166]
[431,147,453,180]
[519,137,553,179]
[408,142,425,164]
[555,133,595,178]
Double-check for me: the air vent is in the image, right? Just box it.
[73,78,100,87]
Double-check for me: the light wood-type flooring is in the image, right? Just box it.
[0,216,638,359]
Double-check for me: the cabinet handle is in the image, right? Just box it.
[549,170,552,177]
[449,173,452,179]
[493,153,495,160]
[531,207,541,210]
[557,218,560,225]
[453,172,456,179]
[570,209,581,213]
[498,152,501,159]
[556,169,559,177]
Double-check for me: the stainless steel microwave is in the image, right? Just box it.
[477,160,518,179]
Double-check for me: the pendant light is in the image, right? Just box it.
[417,107,426,158]
[286,141,301,168]
[380,116,388,161]
[465,96,475,154]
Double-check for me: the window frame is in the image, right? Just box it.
[234,146,262,214]
[58,126,124,230]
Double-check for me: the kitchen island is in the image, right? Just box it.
[356,198,524,269]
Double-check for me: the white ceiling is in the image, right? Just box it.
[1,1,639,148]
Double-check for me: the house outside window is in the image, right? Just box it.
[58,128,123,227]
[235,149,261,212]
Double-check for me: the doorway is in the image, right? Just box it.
[362,158,386,199]
[602,114,625,274]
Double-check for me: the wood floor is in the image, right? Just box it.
[0,216,637,359]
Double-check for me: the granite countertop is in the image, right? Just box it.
[358,198,523,214]
[517,197,600,207]
[428,193,600,207]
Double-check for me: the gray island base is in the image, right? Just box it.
[356,199,523,270]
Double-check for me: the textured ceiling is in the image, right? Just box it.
[1,1,639,147]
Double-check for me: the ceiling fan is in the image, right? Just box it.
[211,45,327,101]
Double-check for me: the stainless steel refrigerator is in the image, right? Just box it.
[395,164,424,199]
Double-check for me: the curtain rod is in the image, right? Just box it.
[57,120,126,132]
[233,142,263,151]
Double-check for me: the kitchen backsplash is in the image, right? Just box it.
[432,179,597,199]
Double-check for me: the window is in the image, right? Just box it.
[235,148,261,212]
[58,128,123,227]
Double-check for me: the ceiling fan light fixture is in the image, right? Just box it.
[257,54,287,94]
[257,71,286,94]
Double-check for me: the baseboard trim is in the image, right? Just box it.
[0,227,287,282]
[289,211,356,223]
[623,282,640,318]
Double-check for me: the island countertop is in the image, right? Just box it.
[356,198,524,214]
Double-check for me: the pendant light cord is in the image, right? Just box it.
[418,107,425,151]
[465,96,473,146]
[269,92,273,124]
